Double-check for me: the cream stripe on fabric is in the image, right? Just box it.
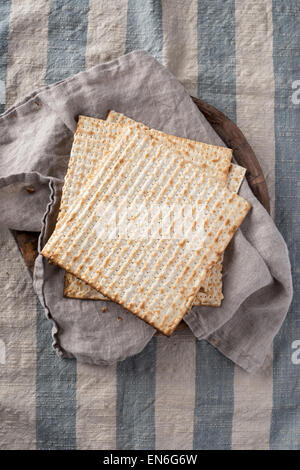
[0,1,49,447]
[76,364,117,450]
[155,329,196,450]
[0,227,36,449]
[5,0,50,108]
[161,0,198,96]
[235,0,276,215]
[232,356,273,450]
[76,0,129,450]
[85,0,128,69]
[232,0,274,449]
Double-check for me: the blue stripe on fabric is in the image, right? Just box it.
[193,342,234,449]
[0,0,11,114]
[197,0,236,121]
[116,338,156,450]
[36,0,89,450]
[125,0,163,63]
[46,0,90,84]
[116,2,163,450]
[194,0,236,450]
[36,299,76,450]
[270,0,300,450]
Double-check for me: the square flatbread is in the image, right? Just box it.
[63,113,246,307]
[42,126,250,335]
[106,111,247,307]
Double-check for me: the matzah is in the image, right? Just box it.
[193,163,246,306]
[55,119,128,229]
[64,153,247,305]
[63,113,246,306]
[63,113,246,307]
[107,109,246,192]
[106,111,247,307]
[42,127,250,335]
[75,116,232,184]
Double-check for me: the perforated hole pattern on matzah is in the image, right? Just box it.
[63,114,246,307]
[42,127,250,334]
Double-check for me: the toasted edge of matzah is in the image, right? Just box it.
[43,127,251,335]
[227,162,246,194]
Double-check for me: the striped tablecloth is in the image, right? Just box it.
[0,0,299,450]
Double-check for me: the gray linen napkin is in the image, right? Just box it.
[0,51,292,373]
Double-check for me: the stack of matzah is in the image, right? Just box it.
[41,111,250,335]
